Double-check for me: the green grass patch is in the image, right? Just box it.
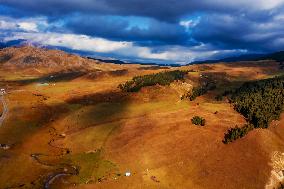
[63,150,117,184]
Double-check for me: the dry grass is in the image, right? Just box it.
[0,56,283,188]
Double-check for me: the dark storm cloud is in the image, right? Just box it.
[1,0,284,62]
[1,0,204,21]
[64,15,189,45]
[192,12,284,52]
[2,0,283,22]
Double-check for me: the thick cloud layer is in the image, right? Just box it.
[1,0,284,63]
[2,0,284,21]
[64,15,190,46]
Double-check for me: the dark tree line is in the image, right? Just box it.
[215,94,223,101]
[280,62,284,69]
[118,70,188,92]
[183,77,216,101]
[223,75,284,143]
[190,82,216,101]
[230,75,284,128]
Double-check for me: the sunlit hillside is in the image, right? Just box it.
[0,46,283,189]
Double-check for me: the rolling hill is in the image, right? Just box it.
[191,51,284,65]
[0,46,283,189]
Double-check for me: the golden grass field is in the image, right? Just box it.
[0,47,283,189]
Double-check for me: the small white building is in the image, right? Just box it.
[125,171,131,177]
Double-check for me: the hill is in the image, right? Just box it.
[0,46,283,189]
[0,45,100,68]
[191,53,265,64]
[262,51,284,62]
[191,51,284,65]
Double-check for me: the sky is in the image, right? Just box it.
[0,0,284,64]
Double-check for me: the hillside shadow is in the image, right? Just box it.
[66,90,129,105]
[223,60,277,68]
[0,89,132,188]
[6,69,131,86]
[15,71,87,85]
[138,66,169,70]
[193,74,246,103]
[108,69,128,76]
[0,99,70,145]
[64,90,131,133]
[0,89,131,146]
[83,69,129,80]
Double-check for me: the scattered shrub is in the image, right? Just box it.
[222,124,254,144]
[191,116,206,126]
[118,70,188,92]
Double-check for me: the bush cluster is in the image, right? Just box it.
[191,116,206,126]
[222,124,254,144]
[118,70,188,92]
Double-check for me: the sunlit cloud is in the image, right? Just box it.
[17,22,38,32]
[179,17,200,31]
[1,0,284,63]
[3,31,231,63]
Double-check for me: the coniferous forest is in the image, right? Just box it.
[223,75,284,143]
[230,75,284,128]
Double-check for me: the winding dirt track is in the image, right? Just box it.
[0,94,8,127]
[31,153,79,189]
[31,127,78,189]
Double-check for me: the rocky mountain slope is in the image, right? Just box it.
[0,46,99,68]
